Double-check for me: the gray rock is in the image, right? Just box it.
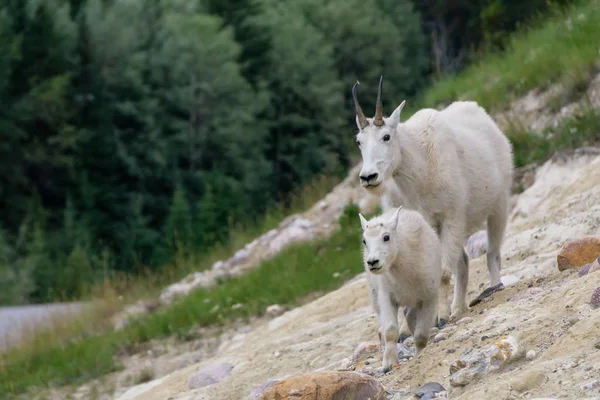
[189,363,234,389]
[412,382,445,398]
[397,342,416,360]
[466,230,488,260]
[433,333,447,343]
[581,379,600,390]
[579,263,593,277]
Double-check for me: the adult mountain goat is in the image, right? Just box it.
[359,206,442,373]
[352,76,514,324]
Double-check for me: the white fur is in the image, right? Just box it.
[359,207,442,373]
[356,98,514,329]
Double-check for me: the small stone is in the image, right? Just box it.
[433,333,447,343]
[579,263,593,277]
[266,304,284,317]
[526,350,536,361]
[567,316,580,326]
[457,317,473,325]
[412,382,445,397]
[273,351,281,358]
[581,379,600,390]
[446,348,456,354]
[556,236,600,271]
[189,363,234,389]
[591,287,600,309]
[352,342,380,362]
[584,365,593,371]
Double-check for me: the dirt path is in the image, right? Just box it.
[0,302,90,352]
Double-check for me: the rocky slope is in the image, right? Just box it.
[112,144,600,399]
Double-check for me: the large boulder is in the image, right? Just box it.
[556,236,600,271]
[258,371,386,400]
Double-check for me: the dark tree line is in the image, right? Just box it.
[0,0,565,305]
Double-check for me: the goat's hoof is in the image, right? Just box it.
[437,318,448,328]
[469,282,504,307]
[398,332,411,343]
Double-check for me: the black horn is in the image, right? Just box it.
[352,81,369,130]
[373,75,384,126]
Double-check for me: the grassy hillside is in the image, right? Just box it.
[421,0,600,111]
[2,0,600,397]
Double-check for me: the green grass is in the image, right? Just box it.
[0,204,369,397]
[509,106,600,167]
[418,0,600,113]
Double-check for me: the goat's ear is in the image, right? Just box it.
[387,100,406,129]
[388,206,402,230]
[358,213,368,230]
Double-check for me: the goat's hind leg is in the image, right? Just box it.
[397,309,413,343]
[470,205,508,307]
[437,267,452,328]
[440,221,469,320]
[414,300,438,355]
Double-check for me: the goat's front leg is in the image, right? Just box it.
[378,293,400,374]
[440,220,469,320]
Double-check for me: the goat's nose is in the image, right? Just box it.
[360,173,379,183]
[367,259,379,267]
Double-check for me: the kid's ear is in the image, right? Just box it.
[359,213,368,230]
[388,206,402,230]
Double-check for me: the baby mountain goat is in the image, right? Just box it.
[353,76,513,326]
[360,206,443,373]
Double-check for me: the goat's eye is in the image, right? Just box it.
[383,234,390,242]
[356,140,361,147]
[362,238,366,245]
[382,134,390,142]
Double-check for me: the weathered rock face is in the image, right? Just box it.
[556,236,600,271]
[258,371,387,400]
[188,363,233,390]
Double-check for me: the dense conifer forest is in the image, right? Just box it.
[0,0,567,305]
